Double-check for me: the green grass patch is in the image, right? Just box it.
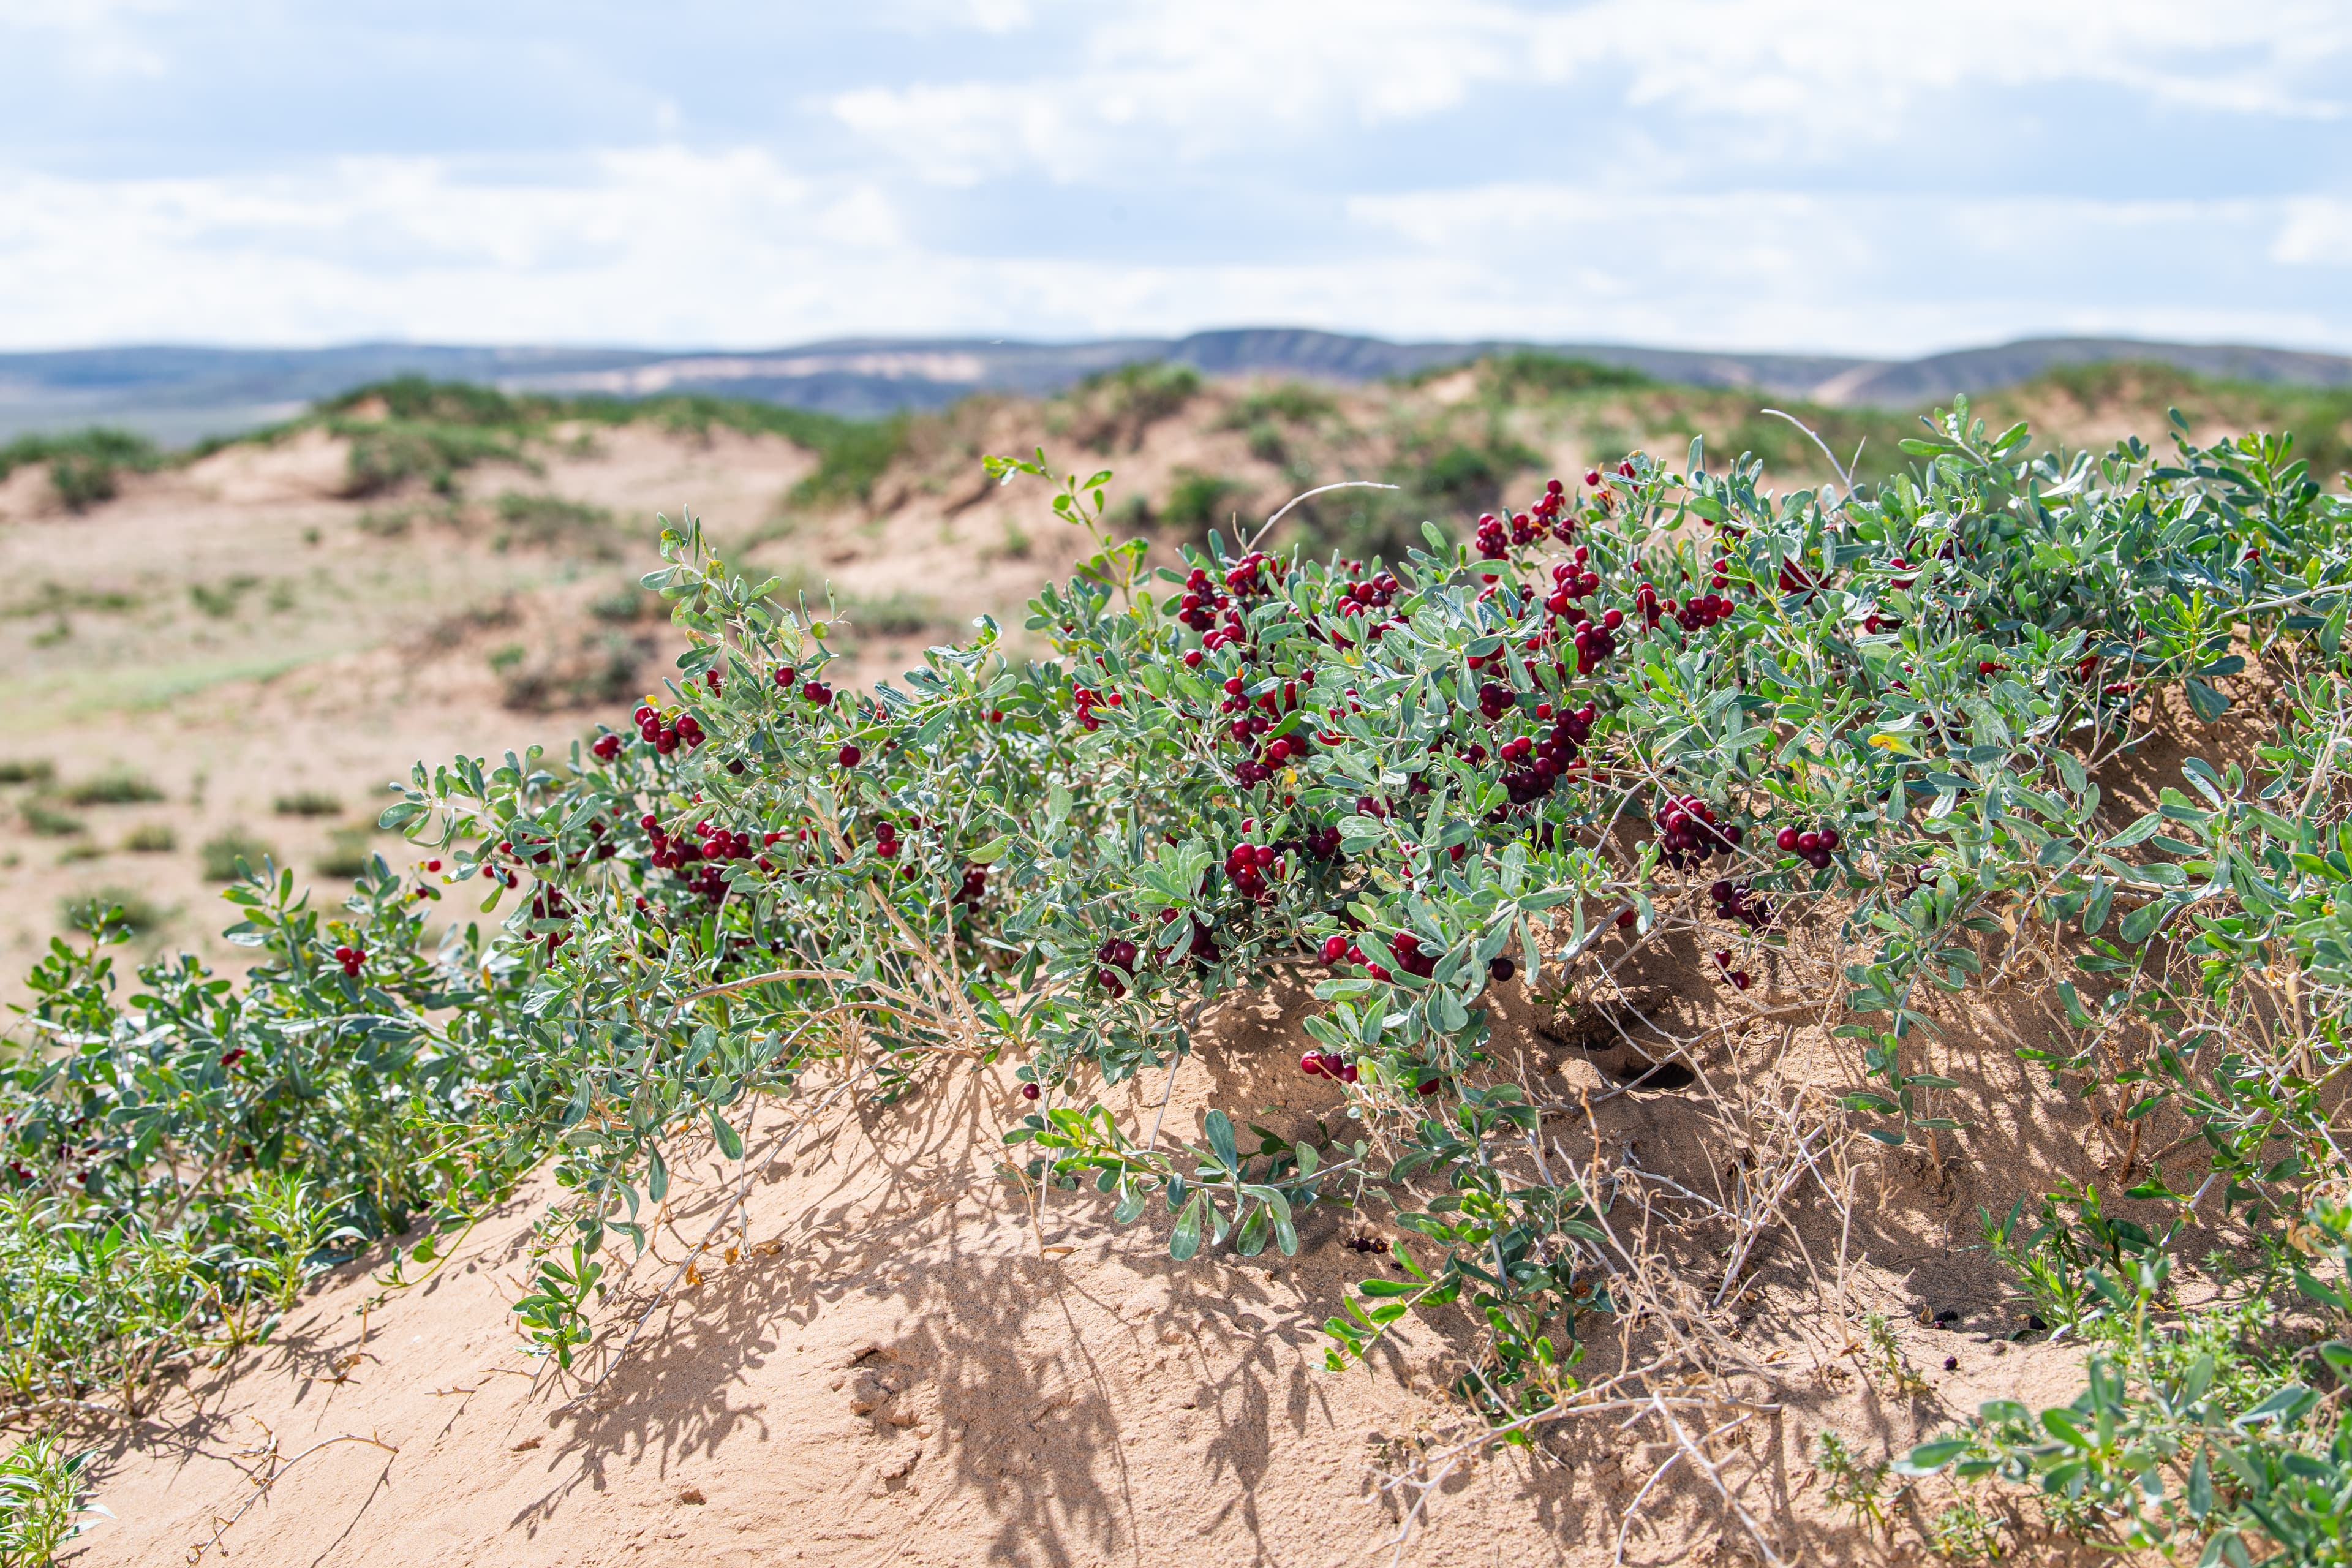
[198,826,276,882]
[492,491,624,557]
[123,822,176,853]
[315,826,379,881]
[1163,470,1245,533]
[21,801,85,837]
[0,760,55,787]
[0,428,163,510]
[61,771,164,806]
[273,790,342,818]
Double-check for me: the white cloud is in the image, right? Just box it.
[832,0,2351,186]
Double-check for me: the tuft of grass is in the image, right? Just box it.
[189,576,261,619]
[57,842,105,864]
[123,822,177,853]
[21,801,85,837]
[315,826,379,881]
[1477,352,1653,400]
[61,771,164,807]
[492,491,623,558]
[1163,470,1243,533]
[273,790,342,818]
[1223,381,1336,428]
[0,760,55,787]
[784,413,911,510]
[61,886,167,937]
[0,427,162,510]
[842,590,940,639]
[498,633,649,714]
[588,585,663,624]
[1,581,138,620]
[198,827,276,883]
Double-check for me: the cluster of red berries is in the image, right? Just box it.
[1774,823,1841,869]
[951,861,988,905]
[331,942,367,978]
[1654,794,1741,870]
[1224,839,1284,900]
[1712,951,1754,990]
[1529,476,1574,533]
[1635,580,1734,634]
[1493,701,1596,806]
[1072,684,1120,733]
[1176,562,1254,650]
[1299,1050,1360,1082]
[1330,568,1401,620]
[1706,878,1773,930]
[871,818,906,859]
[1776,559,1819,595]
[633,704,704,755]
[1545,551,1604,610]
[592,731,624,761]
[1093,936,1140,997]
[1385,930,1438,980]
[774,669,834,707]
[1158,907,1224,965]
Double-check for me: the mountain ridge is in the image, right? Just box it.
[4,328,2350,443]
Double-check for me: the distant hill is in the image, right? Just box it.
[4,328,2350,443]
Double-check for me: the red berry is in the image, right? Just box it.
[1320,935,1348,965]
[1616,908,1636,929]
[1713,949,1731,967]
[1776,826,1800,851]
[1732,970,1751,990]
[1300,1052,1325,1077]
[837,744,862,767]
[1022,1082,1040,1101]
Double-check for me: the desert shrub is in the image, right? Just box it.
[315,827,378,881]
[273,790,341,817]
[60,771,162,807]
[588,585,662,623]
[1161,470,1243,533]
[197,827,275,882]
[0,762,53,788]
[18,802,82,838]
[122,823,175,853]
[842,590,939,639]
[21,407,2352,1568]
[492,491,622,557]
[783,413,911,509]
[0,428,160,512]
[497,633,648,712]
[339,421,533,498]
[187,576,260,619]
[1478,352,1653,401]
[1223,381,1337,428]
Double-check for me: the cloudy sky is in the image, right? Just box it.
[2,1,2348,356]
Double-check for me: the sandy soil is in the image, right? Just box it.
[67,978,2112,1568]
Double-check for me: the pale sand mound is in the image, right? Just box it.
[69,974,2114,1567]
[78,1065,1575,1566]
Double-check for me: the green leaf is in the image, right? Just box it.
[1894,1437,1973,1474]
[2184,678,2231,723]
[1169,1191,1206,1261]
[709,1107,743,1161]
[1205,1109,1239,1172]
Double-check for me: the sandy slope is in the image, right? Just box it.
[65,962,2128,1568]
